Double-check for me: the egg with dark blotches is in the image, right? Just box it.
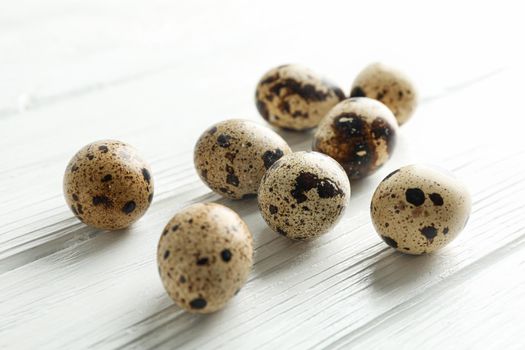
[255,64,345,131]
[194,119,292,199]
[313,97,398,180]
[258,151,350,240]
[350,62,417,125]
[157,203,253,313]
[63,140,154,230]
[371,165,471,255]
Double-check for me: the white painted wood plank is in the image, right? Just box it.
[0,0,517,117]
[1,142,524,349]
[2,84,525,349]
[328,234,525,350]
[1,1,525,349]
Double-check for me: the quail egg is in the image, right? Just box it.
[157,203,253,313]
[313,97,398,180]
[194,119,292,199]
[350,62,417,125]
[371,165,471,254]
[255,64,345,130]
[63,140,154,230]
[258,151,350,240]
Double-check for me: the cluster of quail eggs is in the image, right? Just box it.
[62,62,471,314]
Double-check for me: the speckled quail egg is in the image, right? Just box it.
[255,64,345,130]
[313,97,398,180]
[63,140,154,230]
[350,62,417,125]
[157,203,253,313]
[194,119,292,199]
[371,165,471,255]
[258,151,350,240]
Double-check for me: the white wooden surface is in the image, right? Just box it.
[1,1,525,349]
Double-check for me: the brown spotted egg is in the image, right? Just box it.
[63,140,154,230]
[194,119,292,199]
[313,97,398,180]
[350,63,418,125]
[255,64,345,130]
[157,203,253,313]
[258,151,350,240]
[371,165,471,255]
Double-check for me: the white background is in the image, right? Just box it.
[1,1,525,349]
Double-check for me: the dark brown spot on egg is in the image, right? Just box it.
[269,204,278,214]
[260,73,280,85]
[429,193,444,206]
[382,169,400,182]
[371,117,396,152]
[276,227,287,236]
[376,89,388,100]
[405,188,425,206]
[101,174,112,182]
[334,112,365,136]
[98,145,109,153]
[196,257,209,266]
[71,205,78,216]
[225,152,236,162]
[292,110,308,119]
[350,86,366,97]
[219,187,233,195]
[226,174,240,187]
[217,134,232,148]
[122,201,136,214]
[290,171,343,203]
[189,298,207,310]
[333,88,346,101]
[256,99,270,121]
[163,250,170,260]
[262,149,285,169]
[420,226,438,240]
[381,235,398,248]
[92,195,111,208]
[220,249,232,262]
[141,168,151,184]
[279,100,291,114]
[269,79,331,102]
[322,79,345,101]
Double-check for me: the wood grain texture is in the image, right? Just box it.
[1,1,524,349]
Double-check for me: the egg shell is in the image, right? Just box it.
[258,151,351,240]
[255,64,345,130]
[371,165,471,255]
[350,62,417,125]
[194,119,292,199]
[63,140,154,230]
[313,97,398,180]
[157,203,253,313]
